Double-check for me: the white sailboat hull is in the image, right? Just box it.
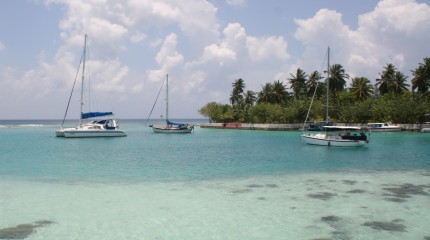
[55,125,127,138]
[301,133,368,147]
[55,128,74,137]
[61,129,126,138]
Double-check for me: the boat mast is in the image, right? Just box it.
[80,34,87,126]
[166,74,169,123]
[325,46,330,124]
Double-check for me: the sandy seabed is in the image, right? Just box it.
[1,170,430,240]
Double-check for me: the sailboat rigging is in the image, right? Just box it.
[148,74,194,133]
[300,47,369,147]
[55,34,126,138]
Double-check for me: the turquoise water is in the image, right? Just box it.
[1,120,430,239]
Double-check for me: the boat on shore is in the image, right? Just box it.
[300,47,369,147]
[56,35,126,138]
[367,122,402,132]
[421,128,430,133]
[148,74,194,133]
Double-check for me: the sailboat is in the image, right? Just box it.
[150,74,194,133]
[55,35,126,138]
[300,47,368,147]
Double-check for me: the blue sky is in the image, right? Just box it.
[1,0,429,119]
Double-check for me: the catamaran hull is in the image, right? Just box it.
[301,134,368,147]
[152,126,193,133]
[60,130,126,138]
[55,128,75,137]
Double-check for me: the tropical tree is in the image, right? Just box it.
[230,78,245,105]
[328,64,349,94]
[288,68,307,100]
[198,102,233,122]
[244,90,256,106]
[257,82,273,104]
[243,90,256,123]
[411,57,430,94]
[250,103,285,123]
[391,71,409,94]
[271,80,289,104]
[371,92,426,123]
[349,77,374,101]
[306,70,324,98]
[375,63,396,95]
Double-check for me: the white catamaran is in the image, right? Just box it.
[56,35,126,138]
[149,74,194,133]
[300,47,369,147]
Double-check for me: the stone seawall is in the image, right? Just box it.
[200,123,306,131]
[200,123,430,132]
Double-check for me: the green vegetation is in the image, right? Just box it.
[199,58,430,124]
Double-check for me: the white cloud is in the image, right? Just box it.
[126,0,220,48]
[87,59,129,93]
[201,44,237,66]
[147,33,184,82]
[130,32,146,43]
[222,23,247,47]
[294,9,352,50]
[191,22,288,66]
[226,0,246,6]
[246,36,289,62]
[293,0,430,84]
[3,0,429,119]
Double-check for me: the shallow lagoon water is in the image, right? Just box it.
[1,120,430,239]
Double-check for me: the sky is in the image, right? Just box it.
[0,0,429,120]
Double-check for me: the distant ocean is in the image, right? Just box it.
[1,119,429,239]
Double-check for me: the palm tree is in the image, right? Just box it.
[244,90,256,106]
[288,68,307,100]
[272,80,289,104]
[411,57,430,94]
[349,77,374,101]
[328,64,349,94]
[307,70,324,98]
[230,78,245,105]
[391,71,409,94]
[257,83,273,104]
[375,63,396,95]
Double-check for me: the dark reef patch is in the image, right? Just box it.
[230,189,252,194]
[382,183,429,199]
[307,192,337,200]
[0,220,55,239]
[346,189,366,193]
[342,180,357,185]
[320,215,352,240]
[362,220,406,232]
[321,215,341,222]
[384,197,407,203]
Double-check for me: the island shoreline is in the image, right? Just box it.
[200,123,430,132]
